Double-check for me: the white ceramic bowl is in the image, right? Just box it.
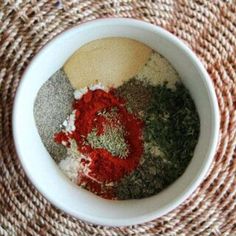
[13,18,219,226]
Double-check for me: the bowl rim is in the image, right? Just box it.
[12,18,220,226]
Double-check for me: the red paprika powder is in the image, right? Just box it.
[55,88,144,199]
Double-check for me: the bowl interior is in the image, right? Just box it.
[13,18,219,226]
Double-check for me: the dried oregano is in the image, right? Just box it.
[87,108,129,159]
[115,78,152,118]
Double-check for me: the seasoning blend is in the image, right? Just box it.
[34,38,200,200]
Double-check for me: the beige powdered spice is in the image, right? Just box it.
[136,51,180,88]
[63,37,152,89]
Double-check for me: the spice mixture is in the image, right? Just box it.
[35,51,200,200]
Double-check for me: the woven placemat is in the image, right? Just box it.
[1,1,236,235]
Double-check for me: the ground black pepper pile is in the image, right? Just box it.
[34,70,74,162]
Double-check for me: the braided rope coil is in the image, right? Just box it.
[0,1,236,235]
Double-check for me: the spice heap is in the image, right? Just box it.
[54,77,200,200]
[86,108,129,159]
[116,81,200,199]
[54,86,144,199]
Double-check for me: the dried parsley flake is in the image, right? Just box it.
[116,81,200,199]
[87,109,129,159]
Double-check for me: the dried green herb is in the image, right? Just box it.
[115,78,152,118]
[87,109,129,159]
[116,81,200,199]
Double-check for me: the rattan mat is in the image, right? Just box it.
[1,1,236,235]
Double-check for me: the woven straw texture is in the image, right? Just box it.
[1,0,236,235]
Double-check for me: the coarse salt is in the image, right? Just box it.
[89,82,106,91]
[74,83,107,99]
[74,87,88,100]
[59,141,88,182]
[62,110,76,132]
[59,156,80,182]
